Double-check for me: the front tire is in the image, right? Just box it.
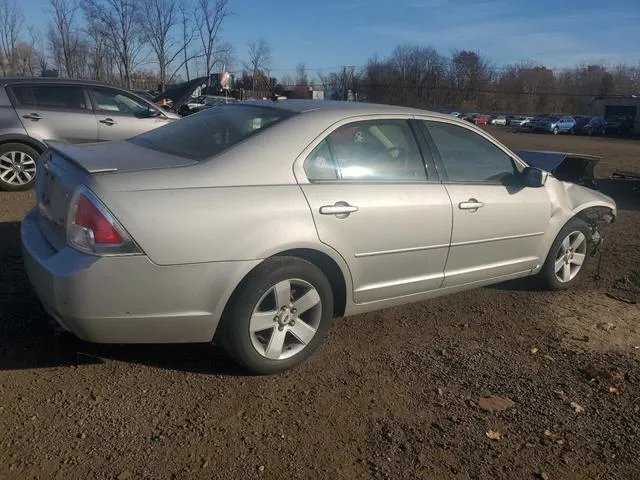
[538,218,591,290]
[221,257,334,374]
[0,143,39,191]
[552,127,559,135]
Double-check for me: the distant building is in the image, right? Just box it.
[590,95,640,135]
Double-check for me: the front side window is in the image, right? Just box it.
[129,104,295,161]
[11,85,86,110]
[424,121,518,183]
[91,88,150,116]
[304,120,427,182]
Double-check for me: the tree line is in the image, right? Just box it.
[318,46,640,114]
[0,0,638,114]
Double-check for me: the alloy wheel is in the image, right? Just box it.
[0,151,36,186]
[249,278,322,360]
[554,230,587,283]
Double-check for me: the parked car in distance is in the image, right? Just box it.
[450,111,463,118]
[462,113,479,124]
[529,115,576,134]
[510,116,533,128]
[178,95,238,116]
[0,78,180,191]
[574,116,606,136]
[21,100,617,374]
[474,114,490,126]
[605,115,634,136]
[491,115,509,126]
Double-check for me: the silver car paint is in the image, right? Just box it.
[22,209,260,343]
[21,101,617,344]
[14,103,100,144]
[0,79,177,149]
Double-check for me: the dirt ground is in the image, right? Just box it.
[0,129,639,480]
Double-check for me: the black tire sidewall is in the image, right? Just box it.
[222,257,334,374]
[0,143,39,191]
[540,218,592,290]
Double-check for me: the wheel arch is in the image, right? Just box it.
[273,248,348,317]
[0,134,47,154]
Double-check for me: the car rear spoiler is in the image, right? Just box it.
[515,150,600,189]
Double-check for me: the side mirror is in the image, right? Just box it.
[523,166,548,188]
[147,107,162,118]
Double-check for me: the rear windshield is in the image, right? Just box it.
[129,104,296,161]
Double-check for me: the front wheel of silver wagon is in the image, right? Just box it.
[221,257,334,374]
[0,143,39,191]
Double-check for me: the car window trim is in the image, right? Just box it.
[302,118,438,184]
[420,119,526,186]
[7,84,92,113]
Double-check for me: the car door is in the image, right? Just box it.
[558,117,572,132]
[9,84,99,144]
[88,86,171,141]
[297,118,452,304]
[419,120,551,287]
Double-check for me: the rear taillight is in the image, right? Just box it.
[67,186,141,256]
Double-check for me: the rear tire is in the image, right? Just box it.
[0,143,39,191]
[538,218,592,291]
[220,257,334,374]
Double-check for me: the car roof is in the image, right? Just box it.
[239,99,452,119]
[0,77,126,88]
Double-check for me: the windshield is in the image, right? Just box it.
[129,105,296,161]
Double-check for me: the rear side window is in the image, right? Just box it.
[424,121,517,183]
[11,85,87,110]
[129,105,295,161]
[304,120,427,182]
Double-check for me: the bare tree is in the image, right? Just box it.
[0,0,24,75]
[82,0,144,88]
[166,0,207,85]
[246,38,271,91]
[319,66,362,101]
[12,41,39,76]
[85,16,115,81]
[194,0,230,79]
[179,0,193,80]
[139,0,178,92]
[48,0,84,77]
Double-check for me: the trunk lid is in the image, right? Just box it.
[35,149,90,251]
[46,140,197,174]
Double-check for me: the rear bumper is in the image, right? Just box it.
[21,208,259,343]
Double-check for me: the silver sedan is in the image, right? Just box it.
[21,100,616,373]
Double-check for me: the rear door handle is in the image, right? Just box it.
[23,113,42,120]
[100,118,116,126]
[458,198,485,211]
[319,202,359,218]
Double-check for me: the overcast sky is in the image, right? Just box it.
[27,0,640,76]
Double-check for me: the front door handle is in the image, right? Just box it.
[23,113,42,121]
[100,118,116,126]
[319,201,359,218]
[458,198,485,211]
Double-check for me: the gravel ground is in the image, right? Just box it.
[0,130,639,480]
